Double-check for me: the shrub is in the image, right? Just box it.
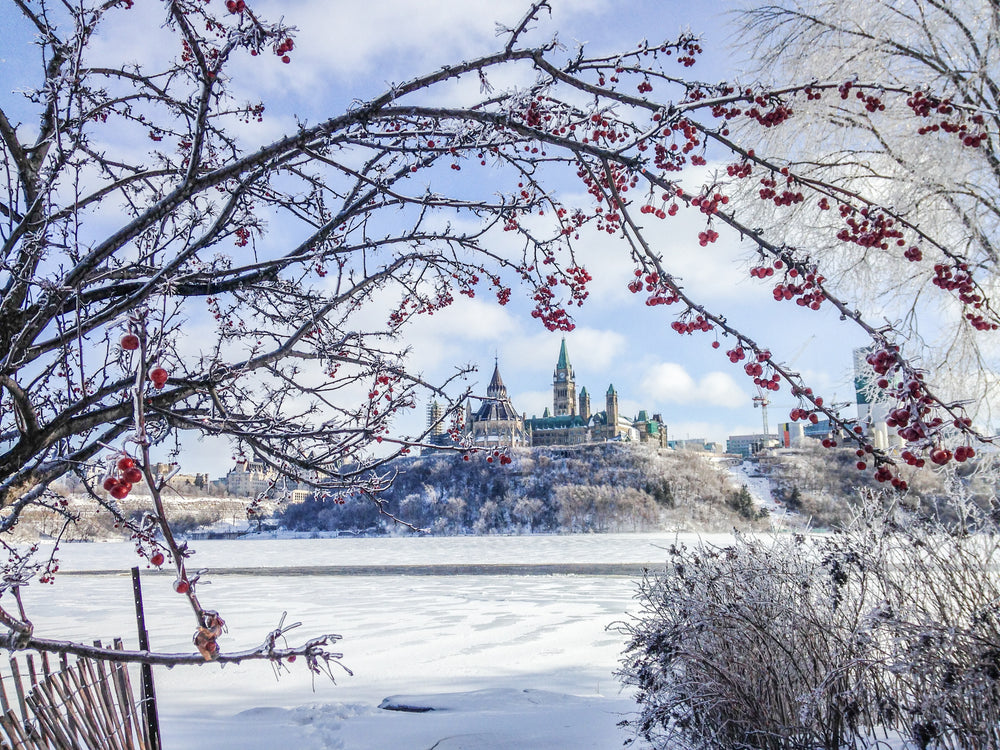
[616,498,1000,749]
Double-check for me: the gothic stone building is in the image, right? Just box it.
[465,339,668,449]
[465,361,529,448]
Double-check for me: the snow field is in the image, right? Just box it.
[17,536,690,748]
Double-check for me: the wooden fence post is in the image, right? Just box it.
[131,567,161,750]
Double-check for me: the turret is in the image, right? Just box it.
[579,387,591,421]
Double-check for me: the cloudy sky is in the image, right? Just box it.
[267,0,867,450]
[234,0,863,449]
[2,0,871,474]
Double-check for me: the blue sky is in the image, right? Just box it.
[233,0,867,452]
[1,0,871,475]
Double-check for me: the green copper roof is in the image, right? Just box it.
[556,338,571,370]
[526,414,588,429]
[607,383,616,395]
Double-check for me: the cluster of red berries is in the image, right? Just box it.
[789,407,821,425]
[639,203,678,219]
[836,208,902,250]
[757,176,804,206]
[103,456,145,500]
[225,0,245,12]
[865,347,899,376]
[645,292,680,307]
[746,102,793,128]
[726,160,752,179]
[771,281,825,310]
[692,192,728,215]
[697,229,719,246]
[670,315,712,335]
[273,37,294,64]
[932,263,983,306]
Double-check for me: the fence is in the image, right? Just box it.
[0,641,155,750]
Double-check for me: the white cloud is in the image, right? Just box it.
[640,362,747,408]
[251,0,610,96]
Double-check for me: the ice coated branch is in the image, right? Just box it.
[11,633,351,675]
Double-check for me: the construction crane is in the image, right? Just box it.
[753,387,770,438]
[751,334,816,445]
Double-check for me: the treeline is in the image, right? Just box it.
[277,443,765,534]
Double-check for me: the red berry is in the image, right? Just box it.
[173,579,190,594]
[109,483,131,499]
[150,552,165,567]
[122,467,144,484]
[120,334,140,351]
[930,448,952,465]
[102,477,120,491]
[149,367,169,387]
[117,456,135,471]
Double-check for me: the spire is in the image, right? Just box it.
[607,383,616,395]
[487,360,508,399]
[557,338,571,370]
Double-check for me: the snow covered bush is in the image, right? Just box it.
[617,501,1000,749]
[616,529,889,749]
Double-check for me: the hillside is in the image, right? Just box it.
[759,442,1000,528]
[278,443,766,535]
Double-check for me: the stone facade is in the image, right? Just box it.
[461,340,669,449]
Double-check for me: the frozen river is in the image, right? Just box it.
[15,533,716,749]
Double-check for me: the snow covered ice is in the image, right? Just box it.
[19,534,703,749]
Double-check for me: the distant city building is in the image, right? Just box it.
[778,418,835,448]
[425,400,453,448]
[225,455,277,497]
[668,438,720,452]
[854,346,893,426]
[727,433,779,458]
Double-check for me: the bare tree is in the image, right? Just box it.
[0,0,996,666]
[736,0,1000,416]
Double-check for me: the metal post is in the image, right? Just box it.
[131,567,161,750]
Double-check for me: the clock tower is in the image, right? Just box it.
[552,338,577,417]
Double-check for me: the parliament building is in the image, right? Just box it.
[463,339,668,449]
